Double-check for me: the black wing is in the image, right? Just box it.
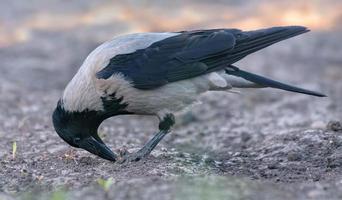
[96,26,309,89]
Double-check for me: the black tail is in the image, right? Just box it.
[227,26,310,63]
[205,26,311,68]
[225,65,326,97]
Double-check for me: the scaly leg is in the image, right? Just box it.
[119,113,175,163]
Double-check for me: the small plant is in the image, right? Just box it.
[50,189,67,200]
[12,141,17,159]
[97,177,114,192]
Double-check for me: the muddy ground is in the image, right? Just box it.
[1,1,342,200]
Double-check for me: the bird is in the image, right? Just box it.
[52,26,326,163]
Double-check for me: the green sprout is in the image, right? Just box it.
[12,141,17,159]
[50,189,67,200]
[97,177,114,192]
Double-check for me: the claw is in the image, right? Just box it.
[118,152,142,164]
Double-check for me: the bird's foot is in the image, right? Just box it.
[117,114,174,164]
[117,150,146,164]
[116,146,129,157]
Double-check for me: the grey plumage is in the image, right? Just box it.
[53,26,326,162]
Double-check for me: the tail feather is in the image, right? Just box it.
[232,26,310,55]
[225,65,326,97]
[205,26,310,69]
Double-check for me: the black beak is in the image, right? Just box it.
[78,136,117,162]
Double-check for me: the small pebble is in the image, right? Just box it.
[311,121,326,129]
[267,163,278,169]
[287,152,302,161]
[327,121,342,132]
[241,132,251,142]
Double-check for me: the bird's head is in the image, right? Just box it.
[52,100,118,161]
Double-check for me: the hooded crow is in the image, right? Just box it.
[52,26,326,163]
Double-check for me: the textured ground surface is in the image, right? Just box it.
[1,1,342,200]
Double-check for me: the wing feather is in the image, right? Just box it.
[96,26,309,90]
[97,29,236,89]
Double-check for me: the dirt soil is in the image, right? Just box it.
[1,1,342,200]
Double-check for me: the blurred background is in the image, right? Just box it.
[1,1,342,199]
[1,0,342,47]
[1,0,341,89]
[1,0,341,91]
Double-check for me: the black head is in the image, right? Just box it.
[52,100,117,161]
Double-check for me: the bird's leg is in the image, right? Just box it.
[119,113,175,163]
